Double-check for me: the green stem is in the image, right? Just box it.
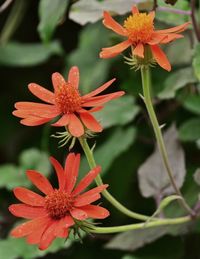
[0,0,28,45]
[79,137,156,221]
[140,66,194,216]
[83,215,191,234]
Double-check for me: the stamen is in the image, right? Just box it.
[55,83,81,114]
[124,13,154,43]
[44,190,74,219]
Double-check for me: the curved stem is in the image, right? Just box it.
[140,66,194,216]
[190,0,200,42]
[83,215,191,234]
[79,137,155,221]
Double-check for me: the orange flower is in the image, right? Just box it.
[9,153,109,250]
[100,6,190,71]
[13,66,124,137]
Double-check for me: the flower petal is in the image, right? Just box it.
[159,33,183,44]
[156,22,190,34]
[9,204,47,219]
[100,40,132,59]
[79,111,102,132]
[26,170,54,195]
[147,33,167,45]
[65,153,80,193]
[82,78,116,99]
[13,109,58,119]
[132,6,139,14]
[151,44,171,71]
[26,219,51,244]
[51,114,70,127]
[20,117,51,126]
[70,208,88,220]
[68,113,84,137]
[54,215,74,237]
[28,83,55,104]
[10,216,49,237]
[52,72,66,92]
[82,91,125,107]
[49,157,65,190]
[39,221,57,250]
[103,11,126,36]
[72,166,101,195]
[13,187,45,206]
[74,184,108,207]
[133,43,144,58]
[80,205,110,219]
[68,66,79,89]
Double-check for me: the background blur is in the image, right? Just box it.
[0,0,200,258]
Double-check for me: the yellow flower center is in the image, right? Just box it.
[55,83,81,114]
[44,190,74,219]
[123,13,154,44]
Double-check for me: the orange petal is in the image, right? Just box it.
[132,6,139,14]
[133,43,144,58]
[150,45,171,71]
[156,22,190,34]
[26,170,54,195]
[39,221,57,250]
[72,166,101,195]
[28,83,55,104]
[49,157,65,190]
[13,187,45,206]
[100,40,131,59]
[70,208,88,220]
[52,72,66,92]
[68,66,79,89]
[159,33,183,44]
[9,204,46,219]
[65,153,80,193]
[79,205,110,219]
[79,112,102,132]
[51,114,70,126]
[68,113,84,137]
[82,78,116,99]
[103,11,126,36]
[20,116,51,126]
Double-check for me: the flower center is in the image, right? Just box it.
[123,13,154,44]
[44,190,74,219]
[55,83,81,114]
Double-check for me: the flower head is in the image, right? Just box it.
[9,153,109,250]
[13,66,124,137]
[100,6,190,71]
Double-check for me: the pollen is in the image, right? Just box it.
[55,83,81,114]
[44,190,74,219]
[123,13,154,44]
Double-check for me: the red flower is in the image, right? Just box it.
[9,153,109,250]
[100,6,190,71]
[13,66,124,137]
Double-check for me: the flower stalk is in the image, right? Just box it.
[140,65,194,216]
[79,137,157,221]
[82,215,191,234]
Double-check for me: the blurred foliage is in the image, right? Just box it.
[0,0,200,258]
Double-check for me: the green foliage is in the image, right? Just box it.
[94,96,140,129]
[0,41,63,66]
[179,118,200,141]
[183,94,200,115]
[38,0,69,42]
[65,22,112,94]
[192,43,200,81]
[0,149,50,190]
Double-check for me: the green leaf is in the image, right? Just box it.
[38,0,68,42]
[0,41,63,66]
[192,43,200,81]
[179,118,200,141]
[79,127,137,178]
[183,94,200,115]
[19,148,51,175]
[158,67,197,99]
[65,22,112,94]
[0,237,72,259]
[0,149,51,190]
[94,96,140,129]
[0,164,27,190]
[138,125,186,197]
